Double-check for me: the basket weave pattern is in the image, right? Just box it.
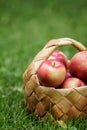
[23,38,87,121]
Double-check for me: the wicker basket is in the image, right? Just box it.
[23,38,87,121]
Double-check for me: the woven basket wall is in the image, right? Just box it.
[23,38,87,121]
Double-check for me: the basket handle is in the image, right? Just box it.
[44,38,86,51]
[33,37,86,71]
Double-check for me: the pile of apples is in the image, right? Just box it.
[37,50,87,89]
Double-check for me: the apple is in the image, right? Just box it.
[48,50,68,68]
[62,77,86,89]
[69,51,87,81]
[37,59,66,88]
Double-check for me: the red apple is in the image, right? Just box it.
[37,59,66,88]
[69,51,87,81]
[48,50,68,68]
[62,77,86,89]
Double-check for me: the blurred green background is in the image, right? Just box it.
[0,0,87,129]
[0,0,87,86]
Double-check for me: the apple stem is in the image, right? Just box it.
[52,62,58,67]
[53,62,55,67]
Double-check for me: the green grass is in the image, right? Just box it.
[0,0,87,129]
